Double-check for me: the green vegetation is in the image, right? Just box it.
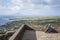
[1,16,60,33]
[10,17,60,25]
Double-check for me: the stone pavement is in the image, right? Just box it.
[22,30,60,40]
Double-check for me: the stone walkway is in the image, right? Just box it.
[22,30,60,40]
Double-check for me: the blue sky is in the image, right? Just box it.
[0,0,60,17]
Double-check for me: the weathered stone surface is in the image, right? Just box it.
[22,30,60,40]
[9,24,60,40]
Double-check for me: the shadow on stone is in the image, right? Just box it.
[44,24,58,33]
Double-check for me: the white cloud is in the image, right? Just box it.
[0,5,20,16]
[0,0,50,15]
[0,0,60,16]
[44,0,51,3]
[0,0,22,16]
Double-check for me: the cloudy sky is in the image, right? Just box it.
[0,0,60,17]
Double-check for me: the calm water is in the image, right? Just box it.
[0,18,10,25]
[0,16,17,25]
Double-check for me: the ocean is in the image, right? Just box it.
[0,18,10,25]
[0,16,15,25]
